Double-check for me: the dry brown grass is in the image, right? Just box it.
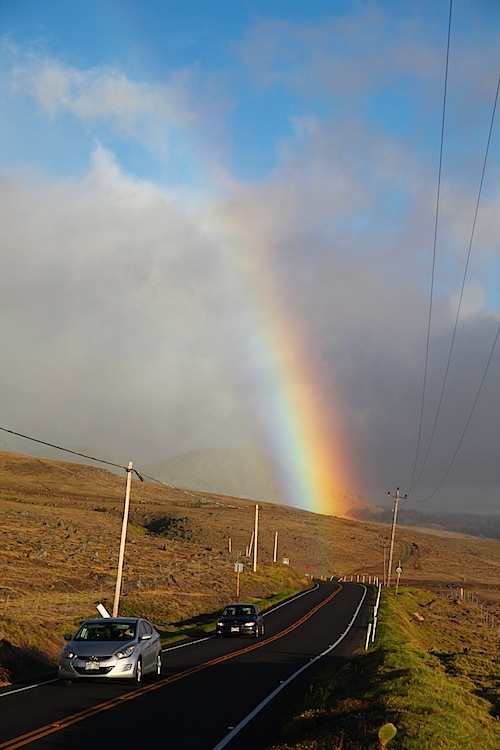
[1,450,499,683]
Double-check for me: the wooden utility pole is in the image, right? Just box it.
[253,504,259,572]
[113,461,133,616]
[387,487,406,586]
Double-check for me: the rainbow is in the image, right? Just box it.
[81,5,356,516]
[208,201,356,517]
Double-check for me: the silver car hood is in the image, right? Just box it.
[70,641,128,657]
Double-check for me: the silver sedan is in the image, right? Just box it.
[58,617,162,683]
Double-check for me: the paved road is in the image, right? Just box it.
[0,582,371,750]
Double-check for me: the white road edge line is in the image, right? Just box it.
[0,679,59,696]
[210,583,368,750]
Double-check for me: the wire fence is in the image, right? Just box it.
[0,553,269,623]
[340,576,500,638]
[1,577,209,623]
[460,588,500,635]
[2,590,111,621]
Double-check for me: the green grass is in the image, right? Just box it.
[268,587,500,750]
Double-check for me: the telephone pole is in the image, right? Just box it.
[387,487,406,586]
[113,461,133,616]
[253,504,259,572]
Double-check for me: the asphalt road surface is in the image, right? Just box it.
[0,581,371,750]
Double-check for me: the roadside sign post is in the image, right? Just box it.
[395,564,403,594]
[235,563,243,600]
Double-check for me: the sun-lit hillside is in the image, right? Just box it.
[1,450,500,691]
[2,450,499,593]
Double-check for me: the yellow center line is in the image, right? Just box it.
[0,585,342,749]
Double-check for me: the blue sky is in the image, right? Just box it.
[1,0,499,513]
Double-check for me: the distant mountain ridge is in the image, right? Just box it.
[143,446,371,518]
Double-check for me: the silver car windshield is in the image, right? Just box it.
[75,624,136,641]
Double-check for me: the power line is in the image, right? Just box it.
[0,425,193,492]
[412,323,500,503]
[0,426,143,480]
[409,73,500,494]
[408,0,453,493]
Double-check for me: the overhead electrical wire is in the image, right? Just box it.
[0,426,128,470]
[409,73,500,498]
[413,324,500,502]
[408,0,453,494]
[0,425,191,492]
[406,0,500,505]
[0,426,142,481]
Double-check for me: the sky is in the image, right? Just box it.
[0,0,499,515]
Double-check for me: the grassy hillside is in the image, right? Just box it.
[269,587,500,749]
[1,450,499,699]
[1,451,499,747]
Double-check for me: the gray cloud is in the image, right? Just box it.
[1,7,499,516]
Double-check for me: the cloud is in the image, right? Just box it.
[3,40,200,168]
[0,145,254,454]
[2,122,499,510]
[1,5,499,515]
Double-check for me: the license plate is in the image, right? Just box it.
[230,627,240,633]
[85,661,100,671]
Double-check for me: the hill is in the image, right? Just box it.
[1,450,499,592]
[27,444,498,540]
[143,446,373,517]
[20,442,370,516]
[0,450,499,683]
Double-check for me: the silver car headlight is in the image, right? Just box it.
[116,644,137,659]
[62,645,77,659]
[244,621,256,627]
[216,621,224,627]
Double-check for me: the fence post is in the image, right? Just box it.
[365,622,372,650]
